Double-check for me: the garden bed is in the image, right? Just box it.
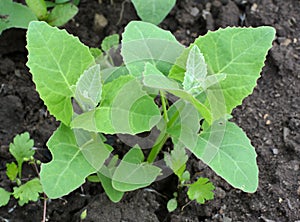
[0,0,299,221]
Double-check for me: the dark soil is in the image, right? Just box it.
[1,0,300,221]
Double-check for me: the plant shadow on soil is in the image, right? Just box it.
[0,0,299,221]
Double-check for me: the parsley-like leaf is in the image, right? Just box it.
[13,178,43,206]
[187,177,215,204]
[9,132,34,172]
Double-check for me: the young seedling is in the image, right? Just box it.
[25,20,275,209]
[0,133,43,207]
[164,144,214,212]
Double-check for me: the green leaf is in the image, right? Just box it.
[101,66,129,83]
[0,0,37,34]
[167,99,201,150]
[9,132,34,171]
[26,21,94,125]
[47,3,78,26]
[45,1,56,8]
[142,63,212,124]
[164,142,188,180]
[40,124,111,198]
[13,178,43,206]
[169,27,276,115]
[71,76,161,134]
[74,64,102,112]
[187,177,215,204]
[167,198,177,212]
[131,0,176,25]
[90,47,103,59]
[101,34,119,52]
[121,21,184,77]
[6,162,18,181]
[112,147,161,192]
[25,0,48,20]
[183,45,207,92]
[0,188,11,207]
[55,0,70,3]
[189,121,259,192]
[97,156,124,203]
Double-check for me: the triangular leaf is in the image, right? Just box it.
[121,21,184,77]
[169,27,275,115]
[183,45,207,92]
[189,121,258,192]
[40,124,111,198]
[26,21,94,125]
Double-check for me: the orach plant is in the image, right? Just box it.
[26,21,275,209]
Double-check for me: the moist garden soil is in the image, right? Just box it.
[0,0,299,221]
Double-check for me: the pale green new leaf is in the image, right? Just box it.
[26,21,94,125]
[13,178,43,206]
[112,147,161,192]
[187,177,215,204]
[6,162,18,181]
[47,3,78,26]
[183,45,207,92]
[169,27,276,115]
[189,121,258,192]
[164,142,188,179]
[75,64,102,112]
[71,76,161,134]
[142,63,212,123]
[121,21,184,77]
[131,0,176,25]
[0,188,11,207]
[0,0,37,34]
[167,99,201,150]
[9,132,34,171]
[40,124,111,198]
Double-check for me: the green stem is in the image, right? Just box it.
[160,90,169,122]
[147,96,184,163]
[147,132,169,163]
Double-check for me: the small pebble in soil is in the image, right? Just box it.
[93,13,108,33]
[215,187,226,199]
[271,148,279,155]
